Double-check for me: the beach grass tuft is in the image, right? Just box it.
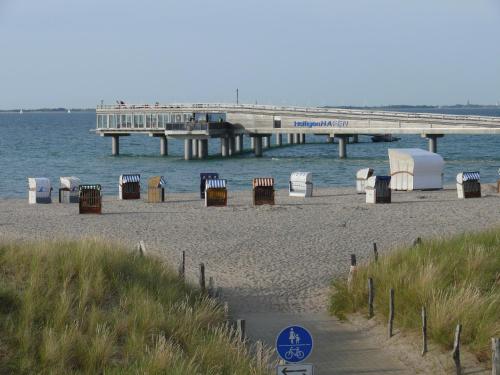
[0,239,270,374]
[330,229,500,363]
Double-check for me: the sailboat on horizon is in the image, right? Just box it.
[19,109,23,114]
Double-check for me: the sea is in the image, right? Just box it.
[1,107,500,198]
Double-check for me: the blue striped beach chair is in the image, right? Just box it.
[119,174,141,200]
[456,172,480,199]
[205,179,228,207]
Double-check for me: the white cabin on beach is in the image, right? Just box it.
[388,148,444,191]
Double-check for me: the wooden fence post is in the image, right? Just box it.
[373,242,379,262]
[348,254,357,288]
[178,250,185,279]
[413,237,422,247]
[137,241,147,256]
[236,319,246,342]
[492,338,500,375]
[422,306,428,356]
[368,277,374,318]
[388,288,394,338]
[452,324,462,375]
[199,263,206,292]
[208,276,214,297]
[256,340,263,368]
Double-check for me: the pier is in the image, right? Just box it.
[95,103,500,159]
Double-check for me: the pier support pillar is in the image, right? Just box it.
[250,137,255,150]
[198,139,206,159]
[254,136,263,157]
[275,133,282,146]
[184,138,193,160]
[424,134,443,153]
[263,136,270,149]
[111,135,119,156]
[159,136,168,156]
[229,136,235,156]
[287,134,294,144]
[236,134,244,153]
[352,134,359,143]
[192,139,198,158]
[294,133,300,144]
[338,136,348,159]
[221,137,229,157]
[300,134,306,144]
[326,136,334,143]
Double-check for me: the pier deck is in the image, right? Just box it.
[95,103,500,158]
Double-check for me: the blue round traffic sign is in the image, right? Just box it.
[275,325,313,363]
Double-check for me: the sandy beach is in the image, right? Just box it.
[1,185,499,314]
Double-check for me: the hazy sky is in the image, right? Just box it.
[1,0,499,108]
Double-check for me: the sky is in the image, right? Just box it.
[1,0,499,108]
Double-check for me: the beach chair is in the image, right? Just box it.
[79,184,102,214]
[365,176,391,204]
[119,174,141,200]
[200,173,219,199]
[253,178,275,206]
[205,179,228,207]
[59,176,80,203]
[356,168,374,194]
[28,177,52,204]
[456,172,480,199]
[289,172,313,197]
[147,176,166,203]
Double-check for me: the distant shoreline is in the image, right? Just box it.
[0,108,94,113]
[1,104,499,113]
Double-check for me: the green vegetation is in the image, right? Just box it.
[330,230,500,362]
[0,240,269,374]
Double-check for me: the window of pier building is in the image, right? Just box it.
[109,114,117,128]
[133,114,144,128]
[97,114,108,128]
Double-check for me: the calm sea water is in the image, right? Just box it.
[1,108,500,198]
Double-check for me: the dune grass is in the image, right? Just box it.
[0,239,270,374]
[330,229,500,363]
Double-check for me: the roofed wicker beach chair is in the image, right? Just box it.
[456,172,480,199]
[119,174,141,200]
[289,172,313,197]
[79,184,102,214]
[356,168,374,194]
[205,179,227,207]
[147,176,166,203]
[28,177,52,204]
[59,176,80,203]
[253,177,275,206]
[365,176,391,204]
[200,172,219,199]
